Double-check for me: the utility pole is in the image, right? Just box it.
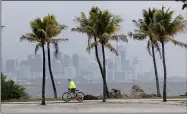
[1,25,5,74]
[0,25,5,112]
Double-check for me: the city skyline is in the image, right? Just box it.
[2,44,157,82]
[1,1,186,79]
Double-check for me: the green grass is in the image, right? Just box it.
[151,95,187,99]
[2,98,63,102]
[2,95,186,102]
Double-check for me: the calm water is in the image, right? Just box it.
[24,81,187,98]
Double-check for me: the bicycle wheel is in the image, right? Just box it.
[62,92,72,102]
[76,92,84,102]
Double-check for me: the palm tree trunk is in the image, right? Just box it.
[151,44,161,97]
[101,43,106,102]
[161,42,167,102]
[94,37,109,98]
[47,43,57,98]
[41,43,46,105]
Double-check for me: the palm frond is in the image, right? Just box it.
[35,42,42,54]
[49,38,68,43]
[53,42,59,58]
[72,27,86,33]
[87,35,93,54]
[20,33,39,42]
[110,34,128,42]
[146,39,153,57]
[169,38,187,48]
[105,43,118,55]
[86,41,99,52]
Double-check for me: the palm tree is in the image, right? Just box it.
[20,17,49,105]
[43,15,68,98]
[129,8,162,97]
[27,15,68,99]
[72,7,110,99]
[153,6,186,102]
[176,0,187,10]
[86,8,128,102]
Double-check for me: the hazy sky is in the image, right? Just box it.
[1,1,187,77]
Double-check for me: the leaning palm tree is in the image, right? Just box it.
[86,8,128,102]
[129,8,162,97]
[153,6,187,102]
[72,7,110,100]
[20,18,48,105]
[42,15,68,98]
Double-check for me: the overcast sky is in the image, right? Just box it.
[1,1,187,77]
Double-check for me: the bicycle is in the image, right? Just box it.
[62,89,84,102]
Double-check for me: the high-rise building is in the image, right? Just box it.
[116,44,128,71]
[27,54,35,73]
[106,69,114,81]
[18,66,30,80]
[51,60,62,77]
[34,54,42,72]
[64,67,76,79]
[54,51,62,61]
[79,56,89,72]
[5,59,16,73]
[72,54,80,77]
[114,71,125,81]
[106,59,114,70]
[63,54,71,67]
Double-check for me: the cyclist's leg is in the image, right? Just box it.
[71,88,76,99]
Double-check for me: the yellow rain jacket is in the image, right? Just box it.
[69,80,76,89]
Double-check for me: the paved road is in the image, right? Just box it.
[2,99,187,113]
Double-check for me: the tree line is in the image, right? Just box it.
[20,4,186,105]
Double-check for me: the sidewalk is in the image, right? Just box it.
[2,99,187,113]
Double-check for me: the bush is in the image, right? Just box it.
[1,73,29,100]
[84,94,98,100]
[139,93,153,98]
[109,88,122,98]
[130,85,153,98]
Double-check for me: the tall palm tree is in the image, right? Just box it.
[30,15,68,99]
[153,6,186,102]
[20,18,48,105]
[176,0,187,10]
[43,15,68,98]
[129,8,162,97]
[72,7,110,99]
[86,8,128,102]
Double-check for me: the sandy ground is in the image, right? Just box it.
[1,99,187,113]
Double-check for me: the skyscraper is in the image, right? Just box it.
[34,54,42,72]
[63,54,70,67]
[116,44,128,71]
[72,54,80,77]
[5,59,16,74]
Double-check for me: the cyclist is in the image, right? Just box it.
[68,79,77,99]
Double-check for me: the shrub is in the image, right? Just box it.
[130,85,153,98]
[1,73,29,100]
[139,93,153,98]
[84,94,98,100]
[109,88,122,98]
